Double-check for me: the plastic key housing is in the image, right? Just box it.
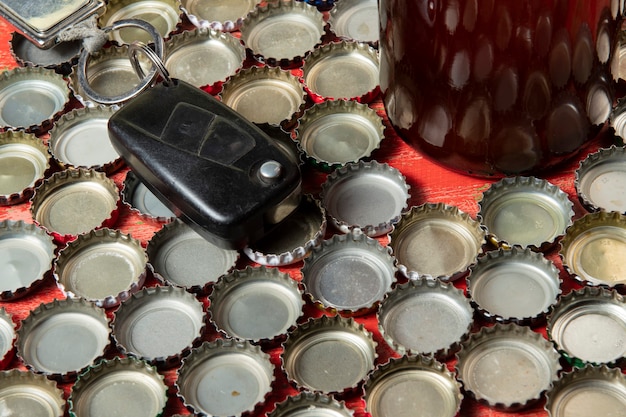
[108,79,302,249]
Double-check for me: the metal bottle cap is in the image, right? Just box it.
[176,339,275,417]
[320,160,410,237]
[48,105,123,174]
[146,219,239,292]
[10,31,82,75]
[121,169,176,222]
[240,0,326,67]
[377,278,473,359]
[0,308,15,369]
[243,194,326,266]
[0,66,70,132]
[98,0,182,45]
[164,28,245,92]
[295,99,386,170]
[467,247,561,324]
[559,210,626,288]
[303,40,380,103]
[545,364,626,417]
[478,176,574,251]
[54,228,147,308]
[268,392,353,417]
[281,315,377,395]
[388,202,486,281]
[209,266,304,345]
[547,286,626,366]
[455,322,561,411]
[301,232,396,316]
[180,0,258,32]
[112,285,205,367]
[16,297,110,381]
[219,65,306,128]
[575,145,626,213]
[0,130,51,206]
[69,356,167,417]
[328,0,379,44]
[364,354,463,417]
[0,369,65,417]
[30,168,120,243]
[0,220,56,301]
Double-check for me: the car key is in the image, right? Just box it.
[108,77,302,250]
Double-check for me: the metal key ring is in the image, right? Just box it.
[77,19,165,105]
[128,41,172,85]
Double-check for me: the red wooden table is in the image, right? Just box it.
[0,13,619,417]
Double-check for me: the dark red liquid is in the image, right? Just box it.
[379,0,621,176]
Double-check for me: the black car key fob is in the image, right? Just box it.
[108,79,302,249]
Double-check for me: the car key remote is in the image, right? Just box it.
[108,78,302,250]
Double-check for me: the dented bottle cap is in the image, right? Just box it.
[54,228,147,308]
[17,297,110,380]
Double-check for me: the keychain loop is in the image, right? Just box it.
[77,19,164,105]
[128,41,173,85]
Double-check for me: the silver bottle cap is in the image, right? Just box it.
[10,31,81,76]
[281,315,377,394]
[16,297,110,381]
[180,0,258,32]
[0,308,15,369]
[268,392,353,417]
[575,145,626,213]
[176,339,275,417]
[112,285,205,367]
[121,169,176,222]
[320,160,410,237]
[209,266,304,345]
[328,0,379,44]
[0,130,51,206]
[301,232,396,316]
[0,369,65,417]
[478,176,574,251]
[388,202,486,281]
[54,228,147,308]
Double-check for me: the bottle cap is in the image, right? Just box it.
[377,278,473,359]
[68,44,153,107]
[388,202,486,281]
[243,194,326,266]
[98,0,182,45]
[0,220,56,301]
[121,169,176,222]
[610,96,626,141]
[10,31,82,76]
[0,130,50,206]
[69,356,167,417]
[328,0,379,44]
[0,308,16,369]
[455,322,561,411]
[301,232,396,316]
[295,99,385,170]
[112,285,205,367]
[320,160,410,237]
[0,67,70,132]
[30,168,120,243]
[176,339,274,417]
[268,392,353,417]
[164,28,245,93]
[209,266,304,345]
[48,105,124,174]
[364,354,462,417]
[467,247,561,325]
[478,176,574,251]
[240,0,326,68]
[559,210,626,288]
[302,40,380,103]
[16,298,110,381]
[180,0,258,32]
[281,315,377,395]
[0,369,65,417]
[146,219,239,292]
[545,364,626,417]
[54,228,147,308]
[575,145,626,213]
[546,286,626,366]
[219,65,306,128]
